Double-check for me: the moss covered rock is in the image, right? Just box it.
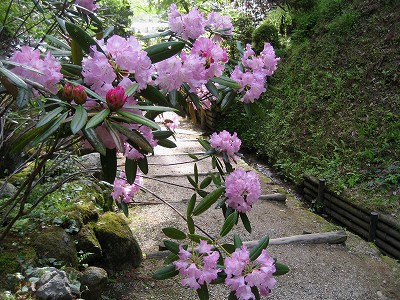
[33,227,78,268]
[76,224,102,264]
[93,212,142,273]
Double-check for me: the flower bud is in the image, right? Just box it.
[106,86,127,111]
[62,82,74,101]
[72,85,87,105]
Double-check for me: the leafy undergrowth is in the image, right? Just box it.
[219,0,400,219]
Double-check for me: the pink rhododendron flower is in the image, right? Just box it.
[173,240,220,290]
[75,0,99,14]
[231,67,266,103]
[206,11,233,42]
[10,46,63,94]
[224,245,276,299]
[225,168,261,213]
[209,130,241,159]
[154,56,184,91]
[111,171,142,203]
[106,86,127,111]
[156,112,180,131]
[168,4,205,40]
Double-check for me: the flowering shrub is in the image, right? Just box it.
[0,1,287,298]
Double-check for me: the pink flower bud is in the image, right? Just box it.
[106,86,127,111]
[72,85,87,104]
[62,82,74,101]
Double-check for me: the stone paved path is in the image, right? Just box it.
[105,119,400,300]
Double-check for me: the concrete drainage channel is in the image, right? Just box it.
[302,174,400,259]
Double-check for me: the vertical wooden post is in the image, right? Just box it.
[369,212,379,242]
[317,178,326,212]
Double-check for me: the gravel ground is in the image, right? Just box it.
[104,120,399,300]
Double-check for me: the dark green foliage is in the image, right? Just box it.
[252,22,280,53]
[219,0,400,217]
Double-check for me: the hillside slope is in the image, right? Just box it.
[219,0,400,218]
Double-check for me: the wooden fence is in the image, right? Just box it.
[302,174,400,259]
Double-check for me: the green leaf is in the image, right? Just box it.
[162,227,187,240]
[152,130,174,139]
[220,91,236,111]
[11,124,52,154]
[102,26,114,39]
[188,153,198,160]
[163,240,180,254]
[1,60,45,74]
[137,156,149,174]
[121,202,129,217]
[65,21,104,54]
[144,41,185,63]
[205,80,219,98]
[164,253,179,265]
[197,138,211,151]
[249,235,270,261]
[240,213,252,233]
[233,234,243,249]
[36,107,65,128]
[125,82,140,97]
[152,265,179,280]
[187,216,195,234]
[186,175,197,189]
[187,234,211,243]
[34,112,68,143]
[0,66,28,90]
[113,123,153,153]
[196,283,209,300]
[85,109,110,129]
[187,194,196,216]
[221,243,236,254]
[210,76,241,89]
[200,176,212,189]
[220,211,238,237]
[228,291,238,300]
[251,286,260,300]
[197,190,209,198]
[192,187,225,216]
[100,148,117,183]
[157,139,177,148]
[46,35,71,50]
[194,163,199,184]
[61,64,82,76]
[125,105,178,112]
[71,105,88,134]
[82,127,106,156]
[139,85,169,106]
[104,120,124,152]
[116,109,160,130]
[274,261,290,276]
[125,158,137,184]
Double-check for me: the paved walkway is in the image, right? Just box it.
[106,119,400,300]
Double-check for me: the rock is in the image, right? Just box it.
[34,268,75,300]
[33,227,79,268]
[76,224,102,264]
[76,153,102,179]
[80,266,108,300]
[93,212,142,273]
[0,181,16,198]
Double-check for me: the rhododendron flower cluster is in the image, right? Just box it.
[231,43,280,103]
[210,130,241,159]
[225,168,261,213]
[82,35,153,97]
[111,171,143,203]
[173,240,220,290]
[75,0,99,13]
[224,245,276,299]
[10,46,63,94]
[156,112,181,131]
[206,11,233,42]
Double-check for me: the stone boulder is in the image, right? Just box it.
[76,224,102,264]
[75,153,102,179]
[93,212,142,273]
[80,266,108,300]
[0,181,16,198]
[33,227,79,268]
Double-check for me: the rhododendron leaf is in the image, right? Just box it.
[34,112,68,144]
[187,234,211,243]
[197,190,209,198]
[162,227,187,240]
[200,176,212,189]
[197,138,211,151]
[102,26,114,39]
[220,91,236,111]
[100,148,117,183]
[186,175,197,189]
[125,82,140,97]
[196,283,209,300]
[221,243,236,254]
[152,265,179,280]
[138,156,148,174]
[210,272,226,284]
[71,105,88,134]
[211,157,217,169]
[46,35,71,50]
[1,60,45,75]
[205,80,219,98]
[36,107,64,128]
[139,85,169,106]
[233,234,243,249]
[211,172,221,186]
[0,66,28,90]
[163,240,180,254]
[188,153,198,160]
[125,158,137,184]
[240,213,252,233]
[187,194,196,216]
[125,105,178,112]
[210,76,241,89]
[157,139,177,148]
[249,235,270,261]
[251,286,261,300]
[228,291,238,300]
[116,110,160,130]
[164,253,179,265]
[85,109,110,129]
[192,187,225,216]
[105,121,124,153]
[274,261,289,276]
[187,216,195,234]
[11,124,52,154]
[194,164,199,184]
[82,127,106,156]
[117,126,153,153]
[144,41,185,63]
[220,211,238,237]
[65,21,104,54]
[121,202,129,217]
[152,130,174,140]
[16,88,29,108]
[61,64,82,76]
[70,38,83,66]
